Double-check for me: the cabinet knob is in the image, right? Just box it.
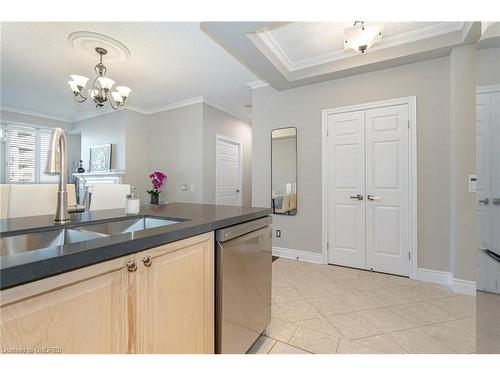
[126,260,137,272]
[142,256,153,268]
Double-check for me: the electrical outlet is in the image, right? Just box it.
[181,184,188,191]
[275,229,281,238]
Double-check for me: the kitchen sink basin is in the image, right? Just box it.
[0,228,108,256]
[75,216,181,236]
[0,216,181,257]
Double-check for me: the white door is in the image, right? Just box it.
[216,136,242,206]
[327,104,411,276]
[490,92,500,254]
[476,93,492,249]
[365,104,410,276]
[327,110,366,268]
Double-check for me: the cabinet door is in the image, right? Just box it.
[135,232,214,354]
[0,256,131,354]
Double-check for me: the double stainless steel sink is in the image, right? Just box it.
[0,216,181,256]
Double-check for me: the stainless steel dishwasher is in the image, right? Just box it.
[215,216,272,354]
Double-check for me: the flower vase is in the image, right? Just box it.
[150,194,159,205]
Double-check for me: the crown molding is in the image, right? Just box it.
[4,97,249,125]
[254,22,467,73]
[0,105,73,123]
[144,96,204,115]
[246,80,270,90]
[202,97,250,124]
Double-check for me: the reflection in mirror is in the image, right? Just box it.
[475,24,500,354]
[271,127,297,215]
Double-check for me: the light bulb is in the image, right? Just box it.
[97,77,115,91]
[70,75,89,88]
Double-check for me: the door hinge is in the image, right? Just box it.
[327,242,330,250]
[408,120,410,129]
[408,252,411,260]
[326,128,329,136]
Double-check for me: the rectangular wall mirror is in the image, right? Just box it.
[271,127,297,215]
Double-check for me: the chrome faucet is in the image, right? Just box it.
[46,128,84,224]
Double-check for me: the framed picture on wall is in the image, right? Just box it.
[89,144,112,172]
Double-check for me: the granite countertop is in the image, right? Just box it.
[0,203,271,290]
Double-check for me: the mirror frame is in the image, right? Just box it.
[271,126,297,216]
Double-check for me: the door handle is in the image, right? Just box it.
[492,198,500,205]
[367,195,381,201]
[478,198,489,205]
[350,194,363,200]
[236,189,240,193]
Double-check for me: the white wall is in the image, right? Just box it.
[449,45,478,282]
[476,47,500,86]
[147,103,204,203]
[202,103,252,206]
[252,56,453,273]
[72,111,127,172]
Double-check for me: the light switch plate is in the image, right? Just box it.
[190,184,195,191]
[469,175,477,193]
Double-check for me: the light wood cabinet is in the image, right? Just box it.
[0,255,131,354]
[135,232,214,353]
[0,232,214,354]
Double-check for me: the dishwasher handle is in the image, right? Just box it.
[215,216,272,242]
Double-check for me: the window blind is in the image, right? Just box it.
[39,130,59,183]
[8,128,36,182]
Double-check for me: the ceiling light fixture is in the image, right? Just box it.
[68,47,131,110]
[344,21,384,54]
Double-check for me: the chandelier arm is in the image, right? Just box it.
[74,96,87,103]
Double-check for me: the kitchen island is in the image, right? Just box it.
[0,203,271,354]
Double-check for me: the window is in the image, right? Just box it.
[3,125,59,183]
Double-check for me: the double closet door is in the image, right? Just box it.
[327,103,410,277]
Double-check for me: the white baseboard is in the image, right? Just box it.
[272,247,322,264]
[415,268,476,295]
[451,278,477,296]
[415,268,452,286]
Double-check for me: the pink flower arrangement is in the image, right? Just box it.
[147,171,167,196]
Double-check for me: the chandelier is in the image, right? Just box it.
[68,47,131,110]
[344,21,384,54]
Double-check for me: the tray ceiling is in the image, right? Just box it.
[202,21,480,90]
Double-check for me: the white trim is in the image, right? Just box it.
[215,134,243,207]
[414,268,476,295]
[203,98,251,124]
[321,96,418,279]
[246,80,270,90]
[476,84,500,94]
[144,96,204,114]
[72,96,251,124]
[255,23,466,73]
[1,106,73,123]
[415,268,452,286]
[451,278,477,296]
[272,247,322,264]
[71,106,129,122]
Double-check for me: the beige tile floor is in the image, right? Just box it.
[248,258,476,354]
